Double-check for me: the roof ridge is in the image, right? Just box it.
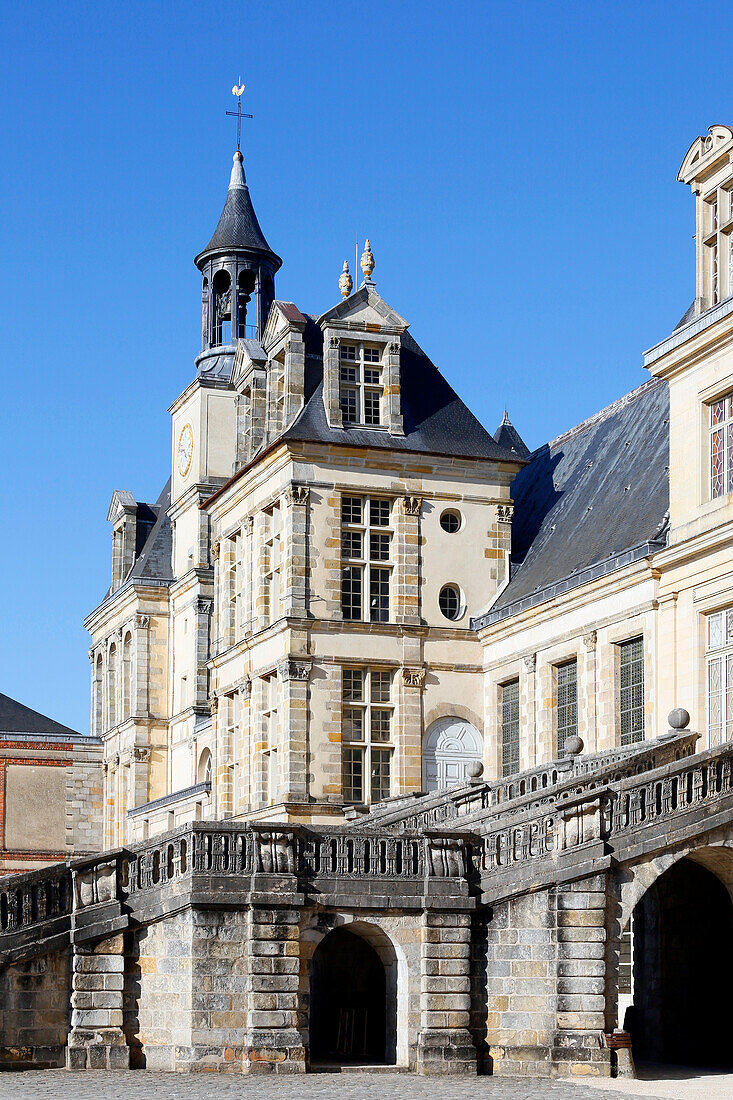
[533,377,662,456]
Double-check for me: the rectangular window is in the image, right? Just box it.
[263,503,282,625]
[341,666,393,804]
[340,496,392,621]
[706,608,733,746]
[556,660,578,756]
[501,679,520,778]
[339,342,383,426]
[709,394,733,500]
[619,637,644,746]
[261,673,279,805]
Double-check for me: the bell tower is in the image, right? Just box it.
[194,150,281,351]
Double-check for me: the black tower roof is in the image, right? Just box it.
[195,152,281,270]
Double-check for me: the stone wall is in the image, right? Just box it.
[0,948,70,1067]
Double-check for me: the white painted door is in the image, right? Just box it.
[422,717,482,792]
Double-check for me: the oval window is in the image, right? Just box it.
[439,584,462,621]
[440,509,461,533]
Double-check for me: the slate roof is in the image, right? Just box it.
[281,330,524,464]
[473,378,670,627]
[195,152,280,267]
[0,693,80,738]
[127,479,173,585]
[493,412,530,460]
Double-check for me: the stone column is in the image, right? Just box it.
[283,485,309,618]
[399,666,425,794]
[523,654,537,770]
[277,658,311,802]
[395,495,421,625]
[552,872,610,1076]
[417,909,476,1075]
[194,598,213,707]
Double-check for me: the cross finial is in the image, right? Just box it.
[226,78,253,152]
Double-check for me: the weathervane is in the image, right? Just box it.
[226,79,253,152]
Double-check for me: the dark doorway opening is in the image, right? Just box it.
[309,926,395,1065]
[629,857,733,1068]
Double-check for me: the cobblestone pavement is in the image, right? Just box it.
[0,1069,713,1100]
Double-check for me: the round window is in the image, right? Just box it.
[439,584,462,621]
[440,509,461,533]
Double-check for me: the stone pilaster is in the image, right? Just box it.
[323,491,344,621]
[383,339,404,434]
[397,665,425,794]
[67,934,129,1070]
[283,329,306,426]
[277,658,311,801]
[523,653,537,770]
[552,872,610,1076]
[322,332,344,428]
[417,910,476,1074]
[583,632,598,754]
[394,495,421,625]
[244,904,305,1074]
[283,485,309,618]
[195,598,213,707]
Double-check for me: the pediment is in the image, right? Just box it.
[231,337,267,391]
[318,285,409,334]
[107,489,137,524]
[678,125,733,183]
[262,300,307,350]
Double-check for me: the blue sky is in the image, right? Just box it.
[0,0,730,732]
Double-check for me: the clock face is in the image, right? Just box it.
[177,423,193,477]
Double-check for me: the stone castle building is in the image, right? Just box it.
[2,123,733,1080]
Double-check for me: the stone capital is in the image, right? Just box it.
[134,614,150,630]
[210,541,220,561]
[132,746,151,763]
[285,483,309,507]
[523,653,536,673]
[402,495,422,517]
[278,658,312,682]
[236,676,252,700]
[196,598,214,617]
[583,630,598,649]
[402,666,426,689]
[497,503,514,523]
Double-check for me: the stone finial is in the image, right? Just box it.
[668,707,690,731]
[339,260,353,299]
[467,760,484,784]
[564,734,584,757]
[360,238,375,282]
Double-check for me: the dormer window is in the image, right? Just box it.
[339,343,383,427]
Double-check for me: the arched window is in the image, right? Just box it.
[238,270,256,338]
[94,654,103,735]
[108,643,118,728]
[198,748,212,785]
[212,270,231,346]
[122,633,132,721]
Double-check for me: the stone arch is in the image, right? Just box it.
[608,837,733,1068]
[302,916,408,1067]
[422,716,482,792]
[423,701,482,732]
[197,747,212,785]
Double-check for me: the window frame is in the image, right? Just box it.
[341,666,394,804]
[708,393,733,501]
[340,495,393,622]
[705,607,733,747]
[500,678,520,778]
[555,658,578,756]
[618,637,645,746]
[339,342,385,428]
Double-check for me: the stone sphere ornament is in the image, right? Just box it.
[467,760,484,781]
[668,708,690,731]
[564,734,584,757]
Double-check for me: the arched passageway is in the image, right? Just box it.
[626,857,733,1068]
[309,926,397,1065]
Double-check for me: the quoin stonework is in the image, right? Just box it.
[2,123,733,1079]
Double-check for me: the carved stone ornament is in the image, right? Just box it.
[285,483,309,507]
[402,495,422,516]
[210,542,220,561]
[360,238,375,281]
[135,614,150,629]
[209,696,219,713]
[237,676,252,700]
[389,341,400,355]
[330,335,341,349]
[402,667,426,689]
[583,630,598,649]
[197,598,214,616]
[497,504,514,523]
[133,747,151,763]
[278,658,312,682]
[339,260,353,299]
[523,653,536,672]
[88,648,95,663]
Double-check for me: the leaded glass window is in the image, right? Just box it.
[341,667,394,803]
[501,679,520,777]
[340,496,392,621]
[619,638,644,746]
[706,608,733,746]
[556,660,578,756]
[709,394,733,500]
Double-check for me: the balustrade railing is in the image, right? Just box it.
[0,863,72,938]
